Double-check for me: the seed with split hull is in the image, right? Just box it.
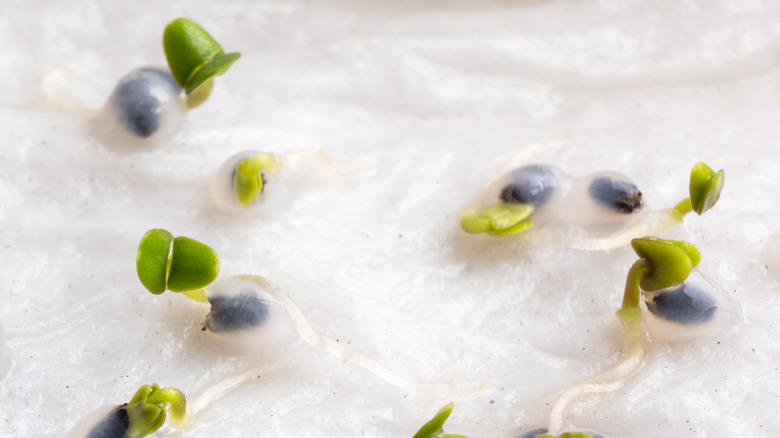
[85,405,129,438]
[204,294,270,332]
[645,283,717,325]
[499,165,560,206]
[588,176,644,214]
[110,68,182,138]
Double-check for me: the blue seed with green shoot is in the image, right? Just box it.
[210,149,370,214]
[461,163,644,237]
[544,236,731,435]
[67,384,188,438]
[97,18,240,148]
[461,145,723,251]
[211,150,287,213]
[134,231,492,398]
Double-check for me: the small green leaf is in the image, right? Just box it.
[126,384,188,438]
[184,52,241,94]
[459,203,535,236]
[460,210,492,233]
[126,385,166,438]
[666,240,700,268]
[233,153,279,206]
[413,403,470,438]
[631,237,698,292]
[166,236,220,292]
[163,18,241,94]
[136,229,174,295]
[146,386,188,426]
[137,229,220,295]
[689,162,725,215]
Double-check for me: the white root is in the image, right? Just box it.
[546,343,645,435]
[42,66,99,116]
[526,210,680,251]
[238,274,495,400]
[188,360,289,422]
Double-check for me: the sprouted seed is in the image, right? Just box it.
[643,282,717,325]
[134,229,492,399]
[211,149,370,214]
[460,138,724,251]
[210,150,287,213]
[68,384,189,438]
[545,237,728,435]
[45,18,240,150]
[198,276,299,356]
[94,67,186,149]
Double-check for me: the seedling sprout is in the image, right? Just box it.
[543,237,725,435]
[135,229,493,400]
[460,139,724,251]
[45,18,240,148]
[211,149,370,213]
[68,384,188,438]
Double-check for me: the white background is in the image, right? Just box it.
[1,1,779,436]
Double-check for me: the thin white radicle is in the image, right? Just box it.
[546,341,645,435]
[527,210,679,251]
[238,275,494,398]
[182,274,494,424]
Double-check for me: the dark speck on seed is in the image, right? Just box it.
[645,283,717,325]
[588,176,644,214]
[500,165,558,206]
[86,404,129,438]
[205,293,270,332]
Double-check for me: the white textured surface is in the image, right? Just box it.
[1,1,780,437]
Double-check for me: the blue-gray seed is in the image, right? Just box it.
[112,68,180,138]
[86,405,129,438]
[500,165,559,206]
[205,294,270,332]
[645,283,717,325]
[588,176,643,214]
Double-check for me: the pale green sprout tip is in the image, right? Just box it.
[620,236,700,349]
[689,162,724,215]
[550,236,702,435]
[136,229,174,295]
[233,153,280,206]
[413,403,470,438]
[126,384,188,438]
[460,203,534,236]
